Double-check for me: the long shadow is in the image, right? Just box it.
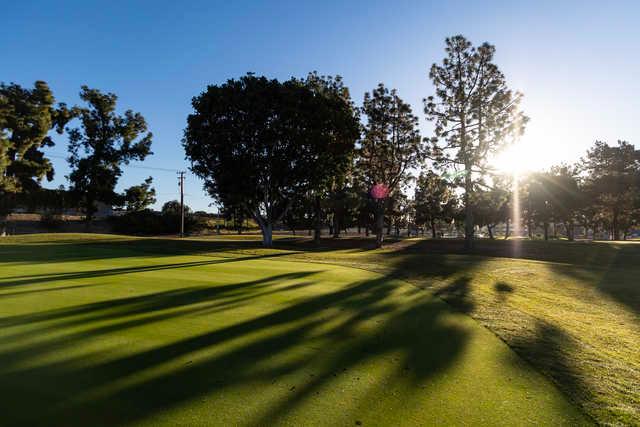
[0,252,290,290]
[0,266,469,426]
[1,234,605,425]
[546,248,640,317]
[508,319,597,424]
[377,237,640,318]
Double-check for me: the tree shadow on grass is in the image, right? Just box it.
[433,276,475,314]
[508,319,597,424]
[0,265,469,426]
[0,252,290,291]
[547,252,640,317]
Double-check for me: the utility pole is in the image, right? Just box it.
[178,171,185,237]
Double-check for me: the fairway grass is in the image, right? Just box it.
[0,234,590,426]
[276,238,640,426]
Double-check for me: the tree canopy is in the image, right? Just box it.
[123,176,156,212]
[183,74,359,246]
[357,83,424,246]
[67,86,152,221]
[425,35,528,249]
[0,81,74,194]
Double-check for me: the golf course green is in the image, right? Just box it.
[0,234,591,426]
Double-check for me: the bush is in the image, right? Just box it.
[110,209,204,235]
[110,210,166,235]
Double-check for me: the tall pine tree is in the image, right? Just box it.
[357,84,424,247]
[425,35,528,249]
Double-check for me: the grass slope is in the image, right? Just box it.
[0,234,589,426]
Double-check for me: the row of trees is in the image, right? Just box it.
[3,35,636,244]
[183,35,527,247]
[412,141,640,242]
[1,81,158,234]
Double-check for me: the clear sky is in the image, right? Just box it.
[3,0,638,212]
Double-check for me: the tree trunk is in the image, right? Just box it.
[564,221,574,241]
[543,222,549,241]
[430,219,436,239]
[0,214,7,237]
[504,218,510,240]
[488,225,494,240]
[395,225,399,236]
[314,195,321,244]
[463,162,474,250]
[357,224,361,234]
[375,204,384,248]
[612,208,620,240]
[253,212,273,247]
[332,214,339,238]
[528,219,533,239]
[365,226,370,237]
[262,222,273,247]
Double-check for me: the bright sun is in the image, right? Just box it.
[491,141,548,176]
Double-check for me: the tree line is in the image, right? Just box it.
[183,35,526,247]
[2,35,638,244]
[0,82,156,234]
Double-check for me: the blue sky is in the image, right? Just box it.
[3,0,638,211]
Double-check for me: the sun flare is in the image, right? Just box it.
[491,142,547,176]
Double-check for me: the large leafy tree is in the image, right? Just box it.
[302,72,360,242]
[414,171,457,238]
[0,81,74,234]
[357,84,423,247]
[123,176,156,212]
[580,140,639,240]
[425,35,528,249]
[67,86,152,222]
[183,74,358,247]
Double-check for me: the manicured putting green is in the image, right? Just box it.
[0,235,590,426]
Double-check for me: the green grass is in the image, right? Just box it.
[275,238,640,426]
[0,234,589,426]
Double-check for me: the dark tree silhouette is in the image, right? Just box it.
[302,72,360,242]
[414,171,457,238]
[67,86,152,223]
[580,140,639,240]
[184,74,358,247]
[0,81,75,234]
[123,177,156,212]
[425,35,528,249]
[357,84,424,247]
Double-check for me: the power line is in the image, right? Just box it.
[43,152,182,173]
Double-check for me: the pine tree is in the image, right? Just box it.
[425,35,528,249]
[358,84,424,247]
